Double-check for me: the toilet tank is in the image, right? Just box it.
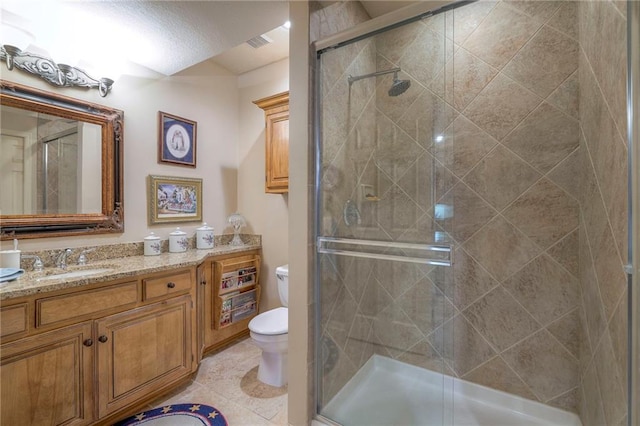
[276,265,289,307]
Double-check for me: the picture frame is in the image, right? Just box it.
[148,175,202,224]
[158,111,197,167]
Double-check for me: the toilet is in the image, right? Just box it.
[249,264,289,387]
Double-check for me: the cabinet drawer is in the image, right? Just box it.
[36,281,138,327]
[143,270,192,301]
[0,303,28,338]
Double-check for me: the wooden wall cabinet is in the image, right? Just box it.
[0,267,197,426]
[200,250,261,354]
[254,91,289,194]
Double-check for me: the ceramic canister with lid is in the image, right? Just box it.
[196,222,215,249]
[169,227,188,253]
[144,232,161,256]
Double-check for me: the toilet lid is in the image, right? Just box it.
[249,307,288,335]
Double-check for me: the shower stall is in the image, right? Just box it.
[37,127,79,214]
[313,1,634,425]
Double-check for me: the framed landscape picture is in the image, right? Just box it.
[148,175,202,224]
[158,111,197,167]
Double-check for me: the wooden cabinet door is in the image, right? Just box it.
[265,108,289,193]
[1,322,95,426]
[96,295,193,418]
[254,91,289,194]
[198,262,213,357]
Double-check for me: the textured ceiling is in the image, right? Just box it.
[211,25,290,75]
[67,1,289,75]
[0,1,417,76]
[1,1,289,76]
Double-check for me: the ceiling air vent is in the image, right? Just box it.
[246,34,273,49]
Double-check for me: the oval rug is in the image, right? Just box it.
[114,403,228,426]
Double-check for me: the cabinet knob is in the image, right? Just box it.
[98,335,108,343]
[83,338,93,347]
[167,282,176,289]
[200,280,207,286]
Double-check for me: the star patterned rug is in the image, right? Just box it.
[114,403,228,426]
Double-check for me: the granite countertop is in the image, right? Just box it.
[0,244,261,301]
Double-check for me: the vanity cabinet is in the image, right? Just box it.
[0,267,197,426]
[254,91,289,194]
[1,322,95,425]
[96,295,193,418]
[199,249,261,354]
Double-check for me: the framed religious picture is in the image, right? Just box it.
[158,111,197,167]
[148,175,202,224]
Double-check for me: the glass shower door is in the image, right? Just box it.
[315,9,455,426]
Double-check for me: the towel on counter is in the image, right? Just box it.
[0,268,25,283]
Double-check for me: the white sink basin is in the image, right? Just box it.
[38,268,114,281]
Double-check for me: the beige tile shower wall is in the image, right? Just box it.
[318,0,587,415]
[436,1,583,411]
[577,1,628,426]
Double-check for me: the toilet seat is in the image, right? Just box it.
[249,307,288,335]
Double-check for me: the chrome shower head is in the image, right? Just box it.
[348,67,410,97]
[388,72,411,97]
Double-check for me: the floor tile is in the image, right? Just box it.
[148,338,288,425]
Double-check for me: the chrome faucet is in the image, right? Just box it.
[55,248,73,270]
[77,248,95,265]
[22,254,44,272]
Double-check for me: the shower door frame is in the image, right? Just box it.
[629,2,639,426]
[312,1,639,425]
[312,1,472,424]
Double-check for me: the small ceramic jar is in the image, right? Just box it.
[169,228,188,253]
[196,222,215,249]
[144,232,161,256]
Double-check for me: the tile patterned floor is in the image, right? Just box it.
[147,337,288,425]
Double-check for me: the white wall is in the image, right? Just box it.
[0,59,240,251]
[2,53,291,325]
[288,2,312,423]
[237,58,289,312]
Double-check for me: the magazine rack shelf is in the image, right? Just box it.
[199,250,261,354]
[217,287,259,328]
[214,254,260,329]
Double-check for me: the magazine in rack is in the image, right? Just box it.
[218,262,259,327]
[220,265,257,292]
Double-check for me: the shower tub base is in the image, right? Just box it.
[320,355,582,426]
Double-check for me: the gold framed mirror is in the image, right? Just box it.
[0,80,124,240]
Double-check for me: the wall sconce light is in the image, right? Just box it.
[0,44,114,97]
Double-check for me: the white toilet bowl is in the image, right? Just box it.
[249,264,289,387]
[249,307,288,387]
